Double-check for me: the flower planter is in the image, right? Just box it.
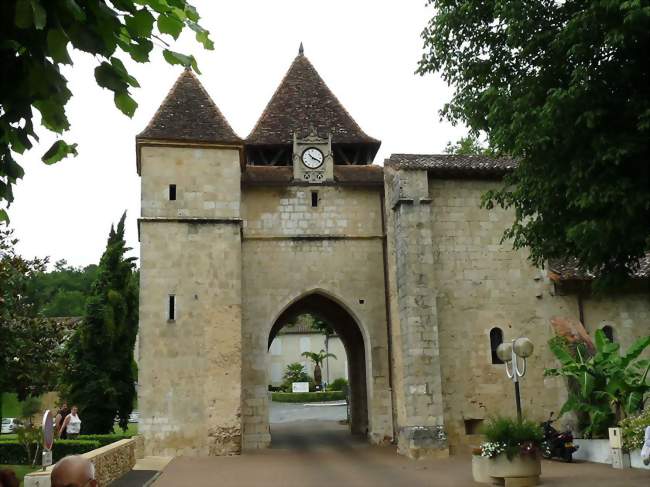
[488,453,541,486]
[471,454,491,483]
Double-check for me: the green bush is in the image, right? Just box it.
[0,440,100,464]
[271,391,345,403]
[280,363,312,392]
[620,409,650,451]
[481,417,543,459]
[327,378,348,392]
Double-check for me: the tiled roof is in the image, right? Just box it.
[386,154,516,178]
[246,51,380,146]
[242,165,384,186]
[548,255,650,281]
[137,69,241,145]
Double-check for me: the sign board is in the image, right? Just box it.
[42,450,53,468]
[292,382,309,393]
[42,410,54,451]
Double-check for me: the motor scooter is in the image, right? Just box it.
[541,412,579,462]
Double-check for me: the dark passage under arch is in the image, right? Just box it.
[268,292,369,436]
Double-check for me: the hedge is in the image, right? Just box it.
[74,434,132,446]
[271,391,346,403]
[0,440,100,464]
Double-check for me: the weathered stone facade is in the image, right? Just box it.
[136,51,650,459]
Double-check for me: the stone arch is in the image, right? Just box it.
[267,290,370,436]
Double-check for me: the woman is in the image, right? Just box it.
[59,405,82,439]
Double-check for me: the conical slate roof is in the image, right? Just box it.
[137,69,241,145]
[246,50,379,146]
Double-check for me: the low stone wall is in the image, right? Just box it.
[24,436,144,487]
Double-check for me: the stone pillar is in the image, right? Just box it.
[390,168,448,459]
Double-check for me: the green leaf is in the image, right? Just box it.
[42,140,78,165]
[185,4,199,22]
[15,0,33,29]
[143,0,169,13]
[548,338,574,365]
[110,57,140,87]
[188,21,213,50]
[125,8,155,38]
[157,13,183,39]
[47,29,71,64]
[622,335,650,368]
[0,209,9,223]
[162,49,192,67]
[63,0,86,21]
[114,92,138,117]
[95,62,128,92]
[31,0,46,29]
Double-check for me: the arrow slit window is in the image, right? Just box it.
[168,295,176,321]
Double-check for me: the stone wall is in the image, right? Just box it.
[240,185,394,448]
[425,177,650,450]
[385,167,448,458]
[138,145,243,456]
[24,437,143,487]
[140,145,241,219]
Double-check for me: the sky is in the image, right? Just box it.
[8,0,467,268]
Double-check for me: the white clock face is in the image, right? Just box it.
[301,147,324,169]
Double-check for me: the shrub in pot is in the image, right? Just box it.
[480,417,543,482]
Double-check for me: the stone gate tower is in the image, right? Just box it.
[136,69,245,455]
[136,46,650,459]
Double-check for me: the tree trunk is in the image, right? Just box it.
[314,363,322,386]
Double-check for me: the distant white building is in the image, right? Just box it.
[268,323,347,388]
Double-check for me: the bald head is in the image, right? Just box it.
[51,455,97,487]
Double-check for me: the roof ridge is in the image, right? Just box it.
[184,69,241,141]
[246,54,302,142]
[137,69,241,144]
[245,52,379,146]
[137,70,189,138]
[306,55,378,144]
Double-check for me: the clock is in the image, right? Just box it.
[301,147,324,169]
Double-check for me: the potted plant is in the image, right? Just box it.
[471,446,491,483]
[480,417,543,485]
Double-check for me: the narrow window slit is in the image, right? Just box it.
[169,184,176,201]
[311,191,318,207]
[168,295,176,321]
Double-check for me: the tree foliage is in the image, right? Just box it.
[301,350,337,386]
[418,0,650,283]
[444,134,496,156]
[0,227,74,403]
[0,0,213,220]
[544,330,650,438]
[26,260,99,317]
[281,362,311,392]
[60,213,138,433]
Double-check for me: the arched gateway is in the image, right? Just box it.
[268,291,370,437]
[135,46,650,460]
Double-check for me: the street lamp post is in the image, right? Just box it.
[496,337,534,421]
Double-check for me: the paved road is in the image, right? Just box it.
[269,400,347,424]
[153,415,650,487]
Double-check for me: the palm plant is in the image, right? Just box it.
[544,329,650,437]
[301,349,337,387]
